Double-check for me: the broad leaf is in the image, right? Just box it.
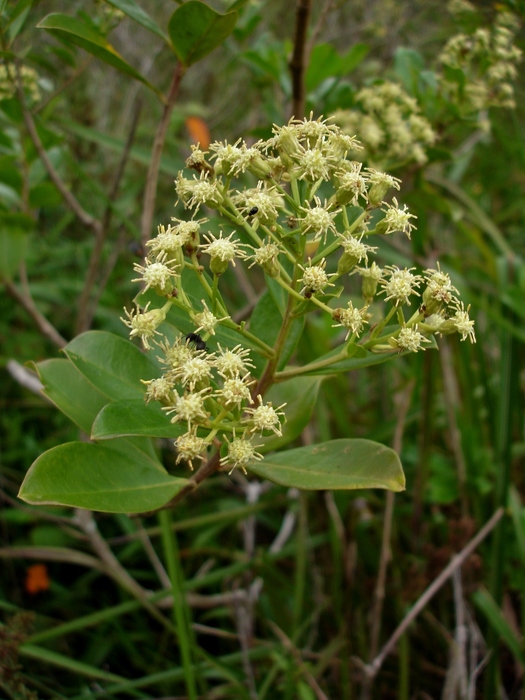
[250,439,405,492]
[19,441,189,513]
[103,0,168,41]
[64,331,160,401]
[168,1,237,67]
[259,376,322,453]
[38,14,161,97]
[36,359,108,433]
[92,399,186,440]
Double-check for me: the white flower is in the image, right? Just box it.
[332,302,369,340]
[142,376,174,403]
[451,302,476,343]
[164,388,211,426]
[220,432,263,474]
[218,375,254,408]
[299,196,340,242]
[298,258,335,296]
[391,326,430,353]
[175,431,208,470]
[121,303,166,349]
[200,231,247,266]
[380,266,422,306]
[378,197,417,238]
[334,162,369,205]
[215,345,255,378]
[132,252,179,294]
[171,354,214,390]
[193,301,229,335]
[243,395,286,436]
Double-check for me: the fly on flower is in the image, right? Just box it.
[185,332,207,351]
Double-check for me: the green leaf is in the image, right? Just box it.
[306,44,342,92]
[35,359,108,433]
[103,0,168,41]
[259,376,323,453]
[472,588,525,668]
[0,225,27,280]
[64,331,160,401]
[168,1,237,67]
[38,14,161,97]
[19,441,189,513]
[340,42,369,74]
[92,399,186,440]
[249,438,405,492]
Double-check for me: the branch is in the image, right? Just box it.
[289,0,312,120]
[16,65,101,234]
[362,507,505,679]
[75,102,142,333]
[140,449,223,516]
[4,278,67,349]
[140,62,185,248]
[361,381,414,700]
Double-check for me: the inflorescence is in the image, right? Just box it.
[123,114,475,474]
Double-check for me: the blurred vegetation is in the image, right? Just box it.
[1,0,525,698]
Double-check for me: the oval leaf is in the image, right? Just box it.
[64,331,159,401]
[38,14,161,97]
[19,441,189,513]
[104,0,168,41]
[249,438,405,492]
[92,399,186,440]
[36,358,108,433]
[259,376,323,453]
[168,1,237,67]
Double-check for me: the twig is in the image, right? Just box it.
[6,360,44,395]
[16,64,101,234]
[140,450,223,515]
[363,507,505,679]
[73,509,172,631]
[361,380,414,700]
[3,279,67,349]
[269,621,329,700]
[306,0,334,56]
[289,0,312,120]
[140,62,185,248]
[453,568,469,699]
[76,102,142,333]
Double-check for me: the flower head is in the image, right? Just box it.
[220,432,263,474]
[299,196,340,242]
[175,431,209,470]
[121,302,166,349]
[380,266,422,306]
[377,198,417,238]
[243,394,286,436]
[332,302,369,340]
[298,258,335,296]
[215,344,255,378]
[391,326,430,352]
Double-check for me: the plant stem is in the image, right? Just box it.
[159,509,198,700]
[289,0,312,119]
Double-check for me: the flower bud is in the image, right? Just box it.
[337,251,359,275]
[210,256,230,276]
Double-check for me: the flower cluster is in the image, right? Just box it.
[124,114,475,474]
[333,82,436,166]
[439,10,522,111]
[0,64,41,103]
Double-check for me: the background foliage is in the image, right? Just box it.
[1,0,525,698]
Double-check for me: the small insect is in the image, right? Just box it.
[184,332,207,351]
[247,206,259,217]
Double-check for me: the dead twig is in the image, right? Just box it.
[362,507,505,680]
